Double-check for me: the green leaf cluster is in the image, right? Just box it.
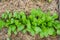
[48,0,52,3]
[0,8,60,38]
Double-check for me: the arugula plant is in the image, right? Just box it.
[0,8,60,38]
[48,0,52,3]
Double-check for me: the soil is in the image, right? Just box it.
[0,0,59,40]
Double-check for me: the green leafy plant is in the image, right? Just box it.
[0,8,60,38]
[0,19,5,30]
[48,0,52,3]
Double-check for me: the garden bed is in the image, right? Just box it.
[0,0,59,40]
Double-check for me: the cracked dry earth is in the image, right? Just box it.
[0,0,59,40]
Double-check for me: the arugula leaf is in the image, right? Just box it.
[42,28,49,37]
[10,25,16,32]
[26,20,31,29]
[0,20,5,30]
[8,13,12,19]
[52,12,58,20]
[22,29,27,34]
[8,27,11,37]
[48,0,52,3]
[6,18,14,25]
[48,28,55,35]
[30,8,37,16]
[17,24,24,32]
[13,11,20,19]
[40,32,45,38]
[1,13,7,19]
[57,29,60,35]
[14,30,17,35]
[34,27,41,34]
[15,20,19,25]
[54,21,60,29]
[27,28,35,36]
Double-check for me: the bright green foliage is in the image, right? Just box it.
[17,24,24,32]
[57,29,60,35]
[8,27,11,36]
[0,8,60,38]
[48,0,52,3]
[0,20,5,30]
